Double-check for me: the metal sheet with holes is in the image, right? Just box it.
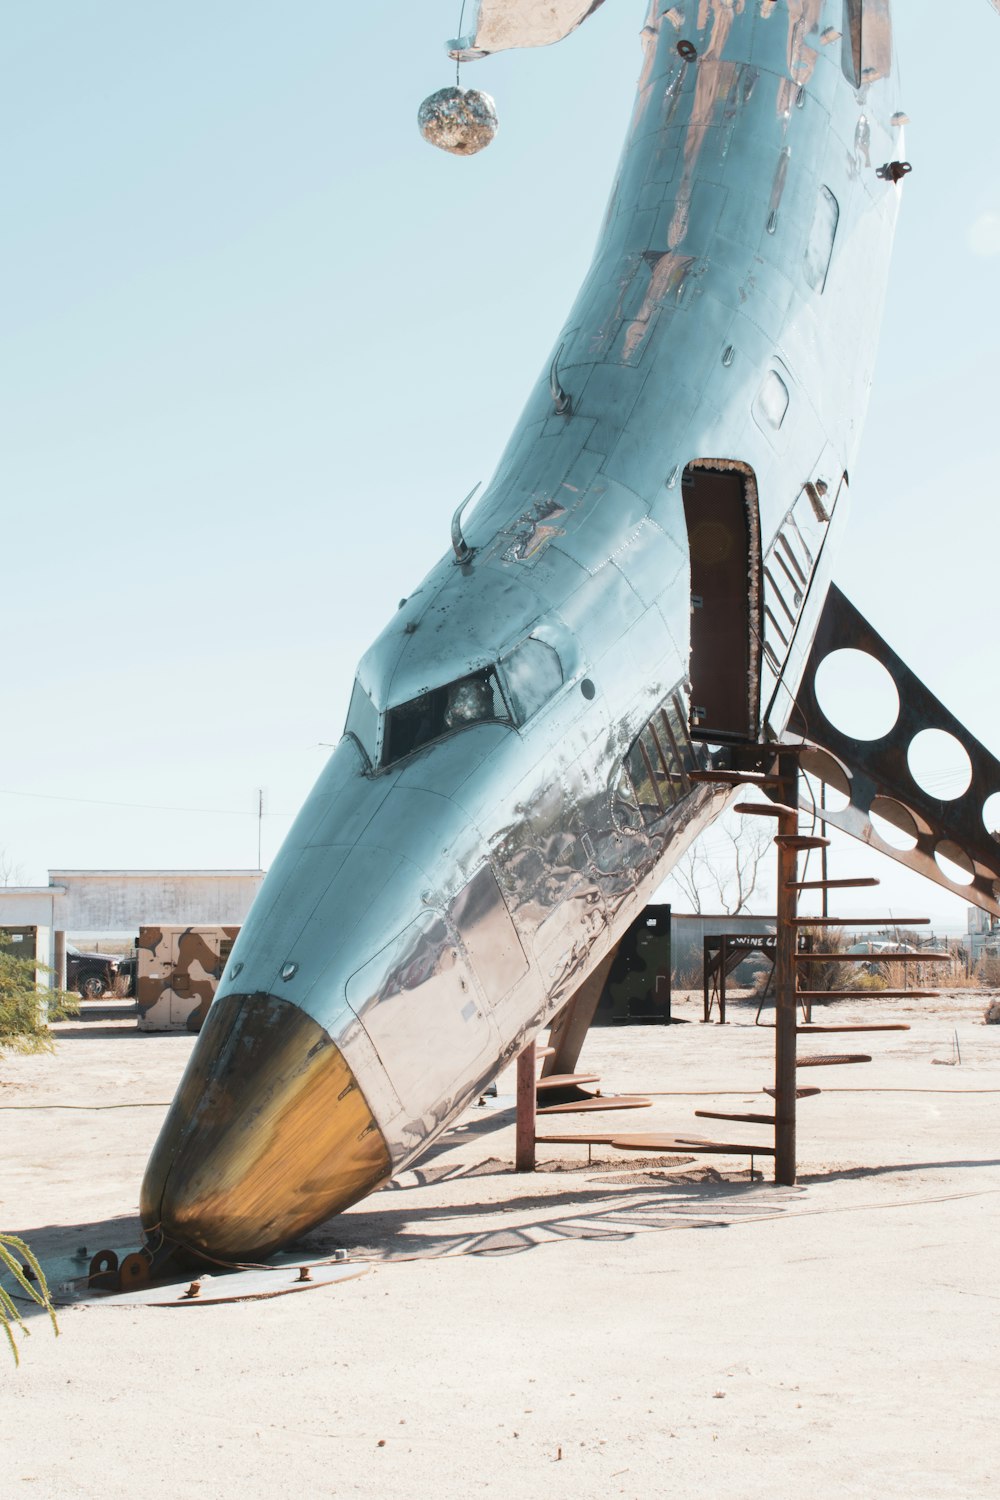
[790,584,1000,914]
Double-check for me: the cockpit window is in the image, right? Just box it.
[382,669,510,768]
[345,679,378,765]
[500,637,563,725]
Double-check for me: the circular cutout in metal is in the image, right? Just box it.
[869,796,918,852]
[580,678,596,700]
[934,839,975,887]
[799,747,851,813]
[677,39,697,61]
[983,792,1000,843]
[814,648,899,740]
[907,728,972,802]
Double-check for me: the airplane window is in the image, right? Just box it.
[344,679,378,765]
[500,637,564,725]
[803,186,839,293]
[382,669,511,768]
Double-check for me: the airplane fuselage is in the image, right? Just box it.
[142,1,905,1260]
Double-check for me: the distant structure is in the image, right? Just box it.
[0,870,263,987]
[964,907,1000,970]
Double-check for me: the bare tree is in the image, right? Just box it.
[666,810,772,915]
[0,849,25,888]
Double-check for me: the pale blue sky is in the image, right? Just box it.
[2,3,999,927]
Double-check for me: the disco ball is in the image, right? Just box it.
[417,87,498,156]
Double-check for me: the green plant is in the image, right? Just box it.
[0,1233,58,1365]
[0,950,79,1053]
[852,969,890,991]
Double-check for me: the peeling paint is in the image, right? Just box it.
[777,0,823,118]
[622,250,697,360]
[667,3,740,248]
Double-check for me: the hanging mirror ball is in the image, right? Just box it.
[418,86,498,156]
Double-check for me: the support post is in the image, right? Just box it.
[541,949,616,1078]
[54,930,66,992]
[774,754,799,1186]
[515,1039,537,1172]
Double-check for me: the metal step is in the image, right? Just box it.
[797,1053,872,1067]
[765,1086,821,1099]
[774,834,830,850]
[796,1023,910,1034]
[536,1095,652,1115]
[785,877,880,890]
[693,1109,776,1125]
[733,801,798,818]
[535,1072,600,1091]
[534,1134,624,1146]
[789,916,929,927]
[688,770,784,787]
[794,989,938,999]
[608,1134,776,1157]
[795,951,951,963]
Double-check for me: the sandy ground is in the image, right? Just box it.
[2,987,998,1500]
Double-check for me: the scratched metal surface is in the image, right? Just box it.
[144,1,909,1249]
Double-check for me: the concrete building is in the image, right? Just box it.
[0,870,263,986]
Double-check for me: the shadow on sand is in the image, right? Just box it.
[7,1154,998,1320]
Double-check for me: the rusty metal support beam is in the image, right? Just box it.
[515,1040,537,1172]
[773,754,800,1186]
[540,947,617,1079]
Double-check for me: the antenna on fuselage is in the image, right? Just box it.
[451,481,481,564]
[549,342,572,416]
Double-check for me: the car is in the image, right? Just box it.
[65,945,123,999]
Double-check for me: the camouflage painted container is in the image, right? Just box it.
[136,926,238,1033]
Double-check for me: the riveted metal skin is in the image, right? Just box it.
[144,2,910,1259]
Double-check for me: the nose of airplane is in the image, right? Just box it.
[140,991,391,1263]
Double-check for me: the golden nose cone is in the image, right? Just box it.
[141,992,390,1262]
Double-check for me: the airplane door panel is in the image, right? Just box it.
[682,462,762,742]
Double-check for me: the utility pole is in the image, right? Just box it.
[257,787,264,870]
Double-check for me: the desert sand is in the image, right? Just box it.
[2,987,998,1500]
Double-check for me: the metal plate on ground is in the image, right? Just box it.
[96,1261,370,1307]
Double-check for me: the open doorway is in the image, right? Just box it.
[681,460,762,742]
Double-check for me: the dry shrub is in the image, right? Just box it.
[672,963,703,990]
[796,925,857,992]
[976,953,1000,990]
